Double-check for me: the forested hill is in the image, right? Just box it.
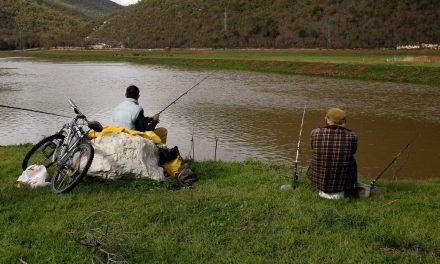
[40,0,123,19]
[90,0,440,49]
[0,0,122,50]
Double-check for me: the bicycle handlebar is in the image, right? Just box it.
[68,99,102,132]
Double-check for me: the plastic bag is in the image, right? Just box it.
[17,165,50,188]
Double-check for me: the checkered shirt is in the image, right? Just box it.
[307,125,358,193]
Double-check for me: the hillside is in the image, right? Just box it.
[41,0,123,19]
[90,0,440,49]
[0,0,122,50]
[0,0,90,49]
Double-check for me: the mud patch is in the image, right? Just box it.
[375,234,431,255]
[246,59,264,67]
[339,65,368,74]
[299,63,337,75]
[389,68,408,80]
[381,247,440,257]
[381,247,404,255]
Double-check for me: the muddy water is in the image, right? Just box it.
[0,58,439,179]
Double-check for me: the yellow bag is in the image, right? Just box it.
[88,125,162,144]
[162,156,184,176]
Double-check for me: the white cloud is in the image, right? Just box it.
[110,0,139,6]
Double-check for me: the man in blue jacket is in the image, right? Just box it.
[112,85,167,143]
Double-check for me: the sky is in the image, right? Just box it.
[110,0,139,6]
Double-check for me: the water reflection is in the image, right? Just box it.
[0,58,438,179]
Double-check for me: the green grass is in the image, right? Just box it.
[1,145,439,263]
[1,49,440,86]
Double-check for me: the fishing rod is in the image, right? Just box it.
[370,133,419,189]
[157,73,212,115]
[0,104,70,118]
[291,104,307,189]
[281,104,307,191]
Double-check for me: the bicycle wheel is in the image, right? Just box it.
[22,134,65,172]
[51,142,94,194]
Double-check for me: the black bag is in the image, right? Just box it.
[158,146,180,165]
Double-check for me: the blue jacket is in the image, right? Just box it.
[112,98,143,130]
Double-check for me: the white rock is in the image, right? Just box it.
[87,133,165,180]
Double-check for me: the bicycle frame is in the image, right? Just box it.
[55,101,91,168]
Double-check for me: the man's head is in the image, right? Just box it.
[325,108,347,126]
[125,85,140,99]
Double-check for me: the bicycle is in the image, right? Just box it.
[22,99,103,193]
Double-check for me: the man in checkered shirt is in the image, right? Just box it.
[307,108,358,199]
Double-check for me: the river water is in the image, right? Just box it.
[0,58,439,180]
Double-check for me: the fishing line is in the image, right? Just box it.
[370,133,419,188]
[0,104,71,118]
[391,145,412,182]
[157,73,212,115]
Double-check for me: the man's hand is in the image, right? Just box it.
[149,114,160,122]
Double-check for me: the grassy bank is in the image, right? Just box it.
[0,145,439,263]
[1,49,440,86]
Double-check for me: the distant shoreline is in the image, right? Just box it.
[1,48,439,86]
